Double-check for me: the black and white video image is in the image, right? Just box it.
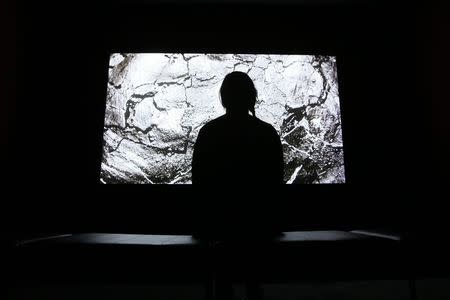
[101,53,345,184]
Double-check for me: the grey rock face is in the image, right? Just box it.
[101,53,345,184]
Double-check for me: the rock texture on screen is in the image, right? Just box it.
[101,53,345,184]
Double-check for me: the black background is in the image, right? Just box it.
[3,0,449,241]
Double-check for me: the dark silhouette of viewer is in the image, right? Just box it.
[191,71,284,300]
[192,71,284,185]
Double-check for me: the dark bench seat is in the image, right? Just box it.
[12,230,410,285]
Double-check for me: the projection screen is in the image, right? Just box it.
[101,53,345,184]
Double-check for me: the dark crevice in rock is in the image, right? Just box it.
[172,72,190,79]
[196,75,216,82]
[123,92,159,132]
[131,91,157,99]
[152,57,172,85]
[184,76,193,88]
[106,123,156,135]
[181,53,196,76]
[312,55,331,103]
[124,101,135,123]
[233,55,256,63]
[152,99,166,111]
[181,54,199,61]
[108,82,122,89]
[274,85,287,97]
[232,62,246,71]
[108,138,125,153]
[156,81,184,86]
[207,54,226,61]
[282,60,300,69]
[183,84,192,107]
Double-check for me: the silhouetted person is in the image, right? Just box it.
[192,71,284,300]
[192,71,283,185]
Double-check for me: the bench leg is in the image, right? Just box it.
[205,271,215,300]
[408,278,417,300]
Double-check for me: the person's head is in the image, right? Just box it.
[220,71,257,117]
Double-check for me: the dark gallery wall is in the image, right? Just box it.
[3,0,448,239]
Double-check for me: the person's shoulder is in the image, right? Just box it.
[253,117,271,127]
[198,115,227,134]
[253,117,278,135]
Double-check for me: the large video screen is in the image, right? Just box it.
[101,53,345,184]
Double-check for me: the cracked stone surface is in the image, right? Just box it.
[101,53,345,184]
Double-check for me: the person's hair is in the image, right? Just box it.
[219,71,257,117]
